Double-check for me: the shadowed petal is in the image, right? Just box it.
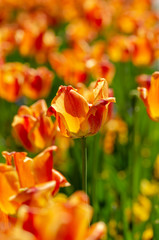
[33,146,57,184]
[0,164,19,214]
[14,152,35,188]
[81,98,115,136]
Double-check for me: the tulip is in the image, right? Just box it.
[14,191,106,240]
[0,63,53,102]
[0,62,26,102]
[131,35,154,66]
[1,147,70,213]
[12,99,55,152]
[47,78,115,138]
[107,35,132,62]
[138,72,159,121]
[2,147,69,191]
[22,66,53,100]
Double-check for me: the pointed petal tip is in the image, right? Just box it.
[137,87,147,99]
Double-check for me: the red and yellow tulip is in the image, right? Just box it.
[47,78,115,138]
[12,100,55,152]
[138,72,159,121]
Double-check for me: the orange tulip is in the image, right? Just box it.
[2,147,69,190]
[107,35,132,62]
[0,25,16,59]
[131,35,154,66]
[22,66,53,99]
[14,191,106,240]
[1,147,70,212]
[0,62,26,102]
[12,99,55,152]
[15,11,59,63]
[138,72,159,121]
[49,50,88,86]
[66,19,97,43]
[47,78,115,138]
[0,63,53,102]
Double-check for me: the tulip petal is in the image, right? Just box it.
[30,99,48,117]
[33,146,56,184]
[85,222,107,240]
[48,86,89,137]
[12,115,36,151]
[93,78,108,102]
[138,87,148,105]
[14,152,35,188]
[138,72,159,121]
[0,164,19,214]
[52,169,70,195]
[81,98,115,136]
[2,151,15,166]
[147,72,159,120]
[10,181,56,208]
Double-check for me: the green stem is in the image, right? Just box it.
[152,195,159,240]
[81,137,87,193]
[91,133,100,222]
[121,194,132,240]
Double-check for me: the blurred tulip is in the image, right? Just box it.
[15,11,59,63]
[117,12,137,34]
[50,40,115,86]
[49,50,88,86]
[0,24,16,58]
[131,34,154,66]
[47,78,115,138]
[22,67,53,99]
[138,72,159,121]
[0,62,26,102]
[0,63,53,102]
[13,191,106,240]
[66,19,97,43]
[87,56,115,85]
[1,147,69,211]
[12,100,55,152]
[103,116,128,154]
[107,35,132,62]
[83,0,112,29]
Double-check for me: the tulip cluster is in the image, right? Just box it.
[0,148,106,240]
[0,0,159,239]
[0,62,53,102]
[0,191,106,240]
